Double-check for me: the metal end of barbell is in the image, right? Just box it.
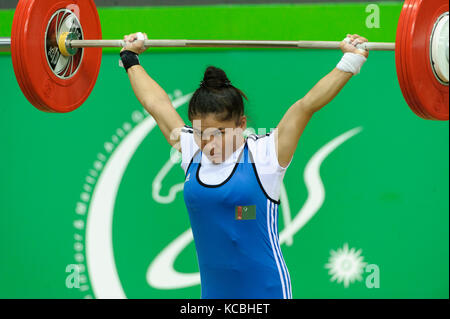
[58,32,79,57]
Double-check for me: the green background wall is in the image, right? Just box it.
[0,3,448,299]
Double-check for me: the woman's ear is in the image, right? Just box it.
[239,116,247,131]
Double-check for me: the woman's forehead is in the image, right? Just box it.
[192,116,235,130]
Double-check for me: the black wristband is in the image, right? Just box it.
[120,50,140,73]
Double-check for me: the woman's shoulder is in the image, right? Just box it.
[180,125,199,174]
[246,131,272,141]
[247,130,290,174]
[181,124,194,134]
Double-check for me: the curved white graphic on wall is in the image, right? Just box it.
[146,228,200,289]
[85,93,192,299]
[152,150,185,204]
[278,127,363,243]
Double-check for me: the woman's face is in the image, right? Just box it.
[192,113,247,164]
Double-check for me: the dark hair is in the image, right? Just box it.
[188,66,248,125]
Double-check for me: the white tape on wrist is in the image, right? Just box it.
[336,52,367,75]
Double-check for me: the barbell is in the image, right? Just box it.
[0,0,448,120]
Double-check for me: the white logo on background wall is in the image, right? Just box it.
[325,243,380,288]
[366,4,380,29]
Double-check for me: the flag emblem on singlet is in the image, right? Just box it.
[235,205,256,220]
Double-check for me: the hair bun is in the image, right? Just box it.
[201,66,232,89]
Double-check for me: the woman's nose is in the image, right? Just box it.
[203,138,223,151]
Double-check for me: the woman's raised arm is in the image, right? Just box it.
[274,34,369,168]
[122,33,185,152]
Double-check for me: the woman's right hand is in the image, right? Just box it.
[121,32,149,54]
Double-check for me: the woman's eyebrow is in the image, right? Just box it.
[193,128,226,133]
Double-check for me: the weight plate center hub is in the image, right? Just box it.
[430,12,449,85]
[45,9,83,79]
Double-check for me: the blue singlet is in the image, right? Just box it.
[183,139,292,299]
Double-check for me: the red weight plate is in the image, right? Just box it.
[406,0,430,119]
[13,0,71,112]
[12,0,102,113]
[408,0,449,121]
[403,0,448,120]
[396,0,449,121]
[11,0,48,111]
[398,0,430,119]
[396,0,431,119]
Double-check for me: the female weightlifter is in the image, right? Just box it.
[119,33,369,299]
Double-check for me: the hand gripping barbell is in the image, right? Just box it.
[0,0,448,120]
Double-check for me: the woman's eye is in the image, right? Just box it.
[193,129,224,138]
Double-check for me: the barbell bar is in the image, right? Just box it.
[0,37,11,52]
[3,0,449,120]
[72,39,397,51]
[0,37,397,51]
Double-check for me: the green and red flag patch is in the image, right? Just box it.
[235,205,256,220]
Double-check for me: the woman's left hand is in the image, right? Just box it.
[340,34,369,58]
